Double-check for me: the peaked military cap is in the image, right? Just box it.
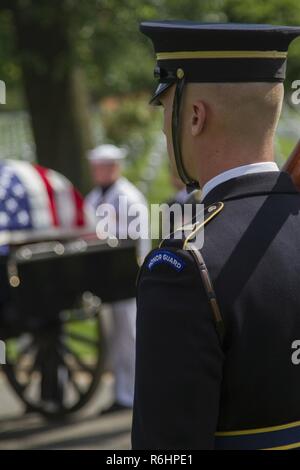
[140,21,300,105]
[87,144,127,163]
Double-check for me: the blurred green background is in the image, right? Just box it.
[0,0,300,204]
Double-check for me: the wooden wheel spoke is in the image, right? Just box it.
[13,350,37,372]
[63,344,94,374]
[13,351,40,392]
[18,338,36,357]
[7,337,36,365]
[61,360,85,397]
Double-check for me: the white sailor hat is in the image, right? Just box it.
[87,144,127,163]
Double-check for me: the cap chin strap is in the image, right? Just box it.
[172,75,200,193]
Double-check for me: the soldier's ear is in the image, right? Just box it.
[191,100,206,137]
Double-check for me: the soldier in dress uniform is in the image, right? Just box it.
[132,22,300,449]
[86,144,150,413]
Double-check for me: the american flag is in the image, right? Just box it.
[0,160,89,235]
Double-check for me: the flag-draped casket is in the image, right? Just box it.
[0,160,88,233]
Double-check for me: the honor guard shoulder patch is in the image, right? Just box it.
[147,249,186,272]
[160,201,224,250]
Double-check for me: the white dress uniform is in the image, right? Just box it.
[85,148,150,407]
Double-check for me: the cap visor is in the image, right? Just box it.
[149,82,173,105]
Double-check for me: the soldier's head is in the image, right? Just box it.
[160,80,284,189]
[87,144,126,187]
[140,22,300,191]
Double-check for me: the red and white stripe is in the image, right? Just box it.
[5,159,88,230]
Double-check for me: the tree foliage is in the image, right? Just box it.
[0,0,299,193]
[1,0,300,102]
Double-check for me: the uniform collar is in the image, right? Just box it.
[201,162,279,201]
[201,170,298,206]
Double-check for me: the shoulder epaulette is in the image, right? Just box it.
[160,201,224,249]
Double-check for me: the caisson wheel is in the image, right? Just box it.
[3,292,106,419]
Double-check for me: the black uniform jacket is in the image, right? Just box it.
[132,171,300,450]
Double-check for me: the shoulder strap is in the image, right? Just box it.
[185,242,225,346]
[160,201,224,249]
[157,201,225,345]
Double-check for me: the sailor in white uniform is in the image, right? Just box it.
[85,144,150,413]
